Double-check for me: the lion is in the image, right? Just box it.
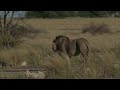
[52,35,90,63]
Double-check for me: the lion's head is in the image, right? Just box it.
[52,36,69,52]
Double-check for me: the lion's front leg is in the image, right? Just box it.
[59,52,71,70]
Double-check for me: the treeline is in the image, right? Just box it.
[25,11,120,18]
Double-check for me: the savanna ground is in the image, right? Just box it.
[0,17,120,79]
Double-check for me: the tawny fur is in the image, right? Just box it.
[52,36,90,63]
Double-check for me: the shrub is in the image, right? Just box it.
[82,23,111,35]
[0,23,40,48]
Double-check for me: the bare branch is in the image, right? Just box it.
[3,11,7,28]
[0,15,2,28]
[7,11,15,28]
[6,11,10,15]
[3,11,10,29]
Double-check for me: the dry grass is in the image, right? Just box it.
[0,17,120,79]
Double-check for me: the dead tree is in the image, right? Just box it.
[0,11,24,48]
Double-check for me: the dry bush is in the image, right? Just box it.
[0,23,41,48]
[82,23,111,35]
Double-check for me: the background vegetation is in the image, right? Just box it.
[25,11,120,18]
